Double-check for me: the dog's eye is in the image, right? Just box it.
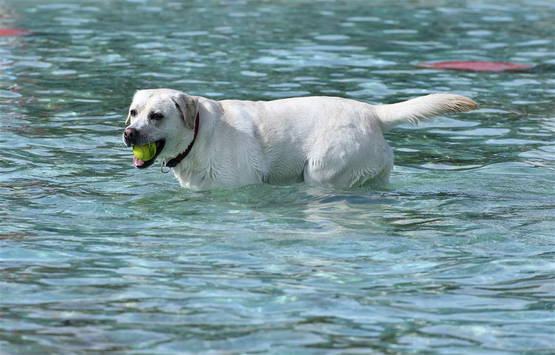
[149,112,164,120]
[129,109,137,117]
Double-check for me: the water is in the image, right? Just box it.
[1,0,554,353]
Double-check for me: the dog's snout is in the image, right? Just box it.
[124,127,138,146]
[124,127,138,140]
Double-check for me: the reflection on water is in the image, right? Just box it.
[1,0,554,353]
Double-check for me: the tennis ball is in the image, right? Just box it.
[133,142,157,161]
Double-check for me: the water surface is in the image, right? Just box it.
[1,0,554,353]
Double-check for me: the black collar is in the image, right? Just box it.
[166,113,200,168]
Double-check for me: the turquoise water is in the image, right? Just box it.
[1,0,555,353]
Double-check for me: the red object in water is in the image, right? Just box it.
[0,28,31,36]
[418,61,532,72]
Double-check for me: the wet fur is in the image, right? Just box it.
[123,89,478,190]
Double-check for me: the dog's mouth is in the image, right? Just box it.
[133,139,165,169]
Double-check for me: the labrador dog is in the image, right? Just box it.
[122,89,478,190]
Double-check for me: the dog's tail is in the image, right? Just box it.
[375,93,479,132]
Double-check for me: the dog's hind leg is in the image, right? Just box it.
[303,144,393,188]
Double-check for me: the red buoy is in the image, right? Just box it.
[0,29,31,37]
[418,61,532,72]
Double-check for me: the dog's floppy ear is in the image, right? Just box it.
[172,93,198,130]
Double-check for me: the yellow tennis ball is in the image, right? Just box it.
[133,142,157,161]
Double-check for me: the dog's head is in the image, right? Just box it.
[122,88,198,169]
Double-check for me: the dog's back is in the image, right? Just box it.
[215,94,478,187]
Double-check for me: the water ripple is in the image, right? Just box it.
[0,0,554,353]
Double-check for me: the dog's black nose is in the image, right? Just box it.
[124,127,138,146]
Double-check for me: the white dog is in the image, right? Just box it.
[123,89,478,190]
